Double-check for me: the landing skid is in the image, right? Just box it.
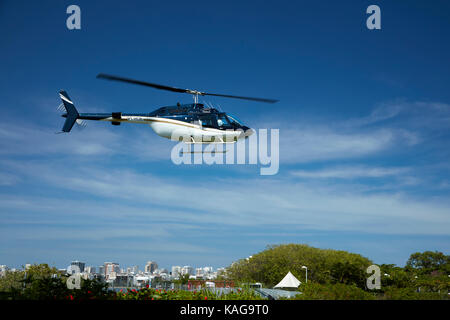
[182,136,237,144]
[180,143,229,154]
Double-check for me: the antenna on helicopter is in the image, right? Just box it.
[96,73,279,104]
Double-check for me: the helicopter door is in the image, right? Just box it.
[198,114,218,129]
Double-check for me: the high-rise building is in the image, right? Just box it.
[203,267,213,273]
[144,261,158,274]
[67,261,85,274]
[98,265,105,276]
[85,266,96,274]
[196,268,204,277]
[126,266,139,274]
[171,266,181,278]
[104,262,120,278]
[154,268,168,275]
[181,266,194,276]
[71,261,85,272]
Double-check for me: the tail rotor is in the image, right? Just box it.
[76,119,87,129]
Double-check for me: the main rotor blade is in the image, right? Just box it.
[97,73,187,94]
[97,73,278,103]
[205,93,278,104]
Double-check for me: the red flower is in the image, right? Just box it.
[204,296,207,300]
[146,284,149,288]
[70,295,74,300]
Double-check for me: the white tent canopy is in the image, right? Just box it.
[273,271,301,289]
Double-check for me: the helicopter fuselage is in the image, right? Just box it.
[67,103,254,143]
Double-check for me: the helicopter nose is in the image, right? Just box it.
[240,126,255,138]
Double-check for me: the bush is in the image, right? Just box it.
[381,287,447,300]
[115,287,264,300]
[293,282,375,300]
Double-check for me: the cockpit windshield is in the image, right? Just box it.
[198,113,242,129]
[227,114,243,126]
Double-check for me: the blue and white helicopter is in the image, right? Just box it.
[58,74,278,144]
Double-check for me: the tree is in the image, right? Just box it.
[406,251,449,275]
[0,264,110,300]
[379,264,414,289]
[293,282,375,300]
[330,261,366,287]
[226,244,372,288]
[0,270,26,292]
[173,273,190,285]
[0,264,61,293]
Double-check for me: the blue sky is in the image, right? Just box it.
[0,0,449,271]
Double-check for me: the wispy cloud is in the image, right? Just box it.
[345,100,450,129]
[255,101,432,164]
[252,100,450,168]
[279,127,397,163]
[1,98,450,268]
[0,120,173,160]
[0,172,20,185]
[291,166,410,179]
[3,159,450,236]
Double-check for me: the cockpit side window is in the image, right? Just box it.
[217,114,233,129]
[198,115,217,128]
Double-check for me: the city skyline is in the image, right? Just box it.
[1,259,227,290]
[0,259,224,275]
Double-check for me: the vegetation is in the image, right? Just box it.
[227,244,372,288]
[289,282,376,300]
[172,273,191,285]
[0,247,448,300]
[406,251,450,275]
[226,245,449,300]
[0,264,110,300]
[115,287,263,300]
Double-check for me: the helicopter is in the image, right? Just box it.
[58,73,278,143]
